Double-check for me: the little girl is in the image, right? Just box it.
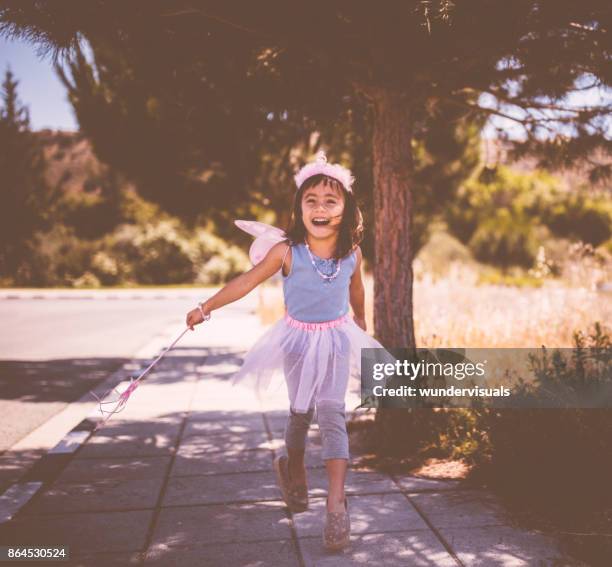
[185,151,386,551]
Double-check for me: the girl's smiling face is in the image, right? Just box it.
[301,183,345,238]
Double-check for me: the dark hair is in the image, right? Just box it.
[284,174,363,259]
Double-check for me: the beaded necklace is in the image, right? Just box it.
[304,242,341,283]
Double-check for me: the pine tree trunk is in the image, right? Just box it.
[368,88,420,454]
[370,89,417,350]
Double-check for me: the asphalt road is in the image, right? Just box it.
[0,294,212,452]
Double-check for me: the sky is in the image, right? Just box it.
[0,36,79,131]
[1,36,609,139]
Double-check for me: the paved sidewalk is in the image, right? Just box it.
[0,301,583,566]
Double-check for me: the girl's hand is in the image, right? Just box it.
[186,304,209,330]
[353,316,367,331]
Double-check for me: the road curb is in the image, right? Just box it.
[0,322,186,524]
[0,289,218,301]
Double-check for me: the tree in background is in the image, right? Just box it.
[445,165,611,271]
[0,67,51,281]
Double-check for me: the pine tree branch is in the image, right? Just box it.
[160,8,274,41]
[455,86,610,116]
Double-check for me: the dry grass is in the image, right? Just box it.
[258,273,612,348]
[410,278,612,348]
[257,282,287,325]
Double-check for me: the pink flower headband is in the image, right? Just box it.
[294,150,355,193]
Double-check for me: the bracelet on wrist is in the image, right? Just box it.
[197,302,211,321]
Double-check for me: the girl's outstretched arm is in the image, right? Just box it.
[349,246,367,331]
[186,242,289,329]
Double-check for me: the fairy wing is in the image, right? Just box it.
[234,220,287,266]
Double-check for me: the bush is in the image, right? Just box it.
[542,195,612,247]
[90,250,120,285]
[14,224,98,287]
[55,189,122,240]
[444,165,612,272]
[5,216,250,288]
[98,220,249,286]
[468,210,539,269]
[445,166,557,269]
[192,230,249,284]
[414,227,478,281]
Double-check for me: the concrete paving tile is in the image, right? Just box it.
[265,411,292,431]
[394,474,463,493]
[292,443,329,470]
[193,363,244,381]
[266,412,362,437]
[0,481,42,523]
[144,539,300,566]
[57,456,171,482]
[20,477,163,515]
[0,449,46,494]
[77,432,176,459]
[97,408,183,421]
[190,379,268,411]
[171,447,274,476]
[267,424,321,443]
[93,417,183,438]
[178,430,270,451]
[293,494,429,538]
[262,435,359,470]
[150,501,291,546]
[438,525,573,567]
[298,531,458,566]
[114,399,192,417]
[163,471,281,506]
[183,411,267,434]
[410,490,510,528]
[103,389,195,418]
[305,468,400,497]
[0,510,153,554]
[267,420,324,437]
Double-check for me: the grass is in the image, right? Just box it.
[257,273,612,348]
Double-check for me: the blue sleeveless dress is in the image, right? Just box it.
[231,243,386,413]
[283,243,356,322]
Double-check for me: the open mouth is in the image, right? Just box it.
[311,218,331,226]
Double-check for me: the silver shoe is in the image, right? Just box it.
[323,497,350,551]
[273,455,309,513]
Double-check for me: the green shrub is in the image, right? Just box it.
[445,166,558,269]
[468,210,538,269]
[90,250,120,285]
[444,165,612,272]
[192,230,249,284]
[542,195,612,247]
[415,227,478,279]
[598,237,612,255]
[99,220,249,286]
[16,224,97,287]
[106,221,195,285]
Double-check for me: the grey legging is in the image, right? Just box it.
[284,400,350,461]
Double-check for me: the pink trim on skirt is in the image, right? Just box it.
[284,313,349,331]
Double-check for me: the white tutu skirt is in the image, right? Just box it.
[230,313,385,413]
